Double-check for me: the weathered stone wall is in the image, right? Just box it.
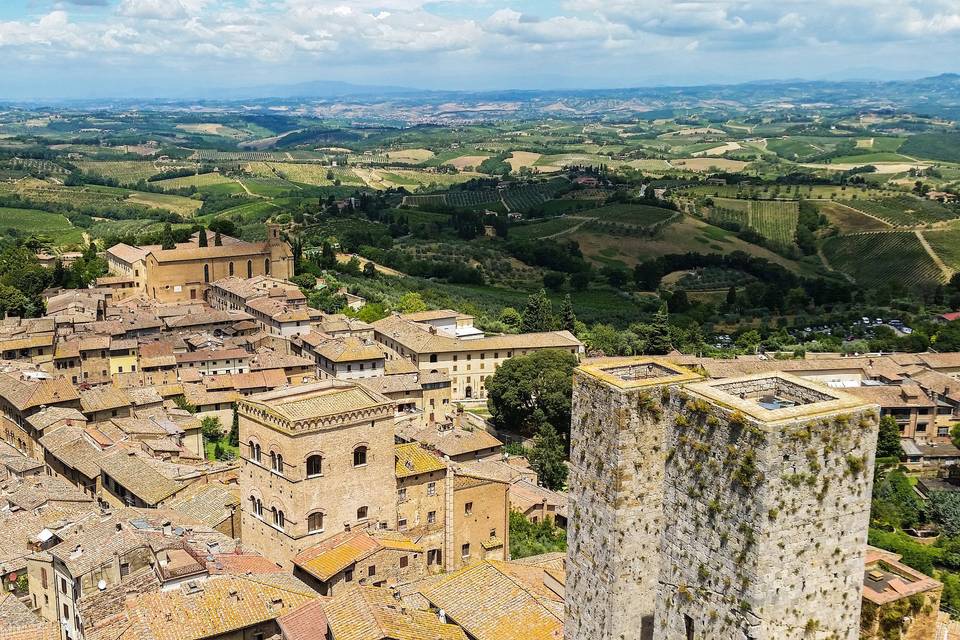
[567,369,682,640]
[656,391,879,640]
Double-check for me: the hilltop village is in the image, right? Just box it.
[1,229,960,639]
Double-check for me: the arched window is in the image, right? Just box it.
[272,507,284,529]
[270,451,277,470]
[247,260,253,278]
[249,441,261,463]
[353,446,368,467]
[251,497,262,517]
[308,512,324,533]
[203,264,210,283]
[357,506,368,520]
[264,258,271,275]
[306,455,323,478]
[272,453,284,475]
[229,262,234,276]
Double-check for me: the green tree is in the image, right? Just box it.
[362,261,377,278]
[876,415,904,459]
[644,305,672,355]
[871,468,923,530]
[201,416,223,442]
[161,223,176,250]
[529,422,568,491]
[559,294,576,333]
[214,231,223,247]
[499,307,522,331]
[197,229,208,248]
[543,271,565,291]
[486,349,578,438]
[509,510,566,559]
[726,285,738,308]
[929,492,960,537]
[0,284,30,318]
[229,406,239,448]
[521,289,555,333]
[395,292,428,314]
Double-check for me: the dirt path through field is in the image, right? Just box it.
[541,216,596,239]
[817,246,855,283]
[813,200,893,228]
[916,230,954,280]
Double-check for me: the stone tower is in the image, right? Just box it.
[265,222,294,279]
[656,372,879,640]
[567,358,702,640]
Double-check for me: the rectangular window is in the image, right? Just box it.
[465,502,473,516]
[60,578,67,594]
[461,543,470,558]
[400,556,409,568]
[398,487,407,501]
[427,482,436,496]
[428,511,436,524]
[344,569,354,582]
[368,565,376,577]
[398,518,407,530]
[427,549,441,565]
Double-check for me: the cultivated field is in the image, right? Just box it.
[670,158,750,172]
[0,207,84,244]
[814,201,891,233]
[821,232,943,287]
[843,196,957,227]
[711,198,799,246]
[445,155,489,171]
[507,151,542,171]
[920,230,960,271]
[125,191,203,217]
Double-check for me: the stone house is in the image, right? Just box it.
[860,547,942,640]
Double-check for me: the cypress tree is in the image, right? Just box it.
[198,229,208,247]
[214,231,223,247]
[521,289,554,333]
[559,294,577,333]
[645,304,672,355]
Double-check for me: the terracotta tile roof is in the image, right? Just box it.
[0,372,79,411]
[80,386,132,413]
[176,348,251,365]
[244,381,391,423]
[2,474,94,511]
[248,350,314,371]
[373,315,582,355]
[166,484,239,528]
[138,341,177,368]
[98,450,186,506]
[181,384,241,407]
[277,599,330,640]
[202,369,287,392]
[207,553,281,576]
[845,383,934,408]
[299,334,386,363]
[0,594,59,640]
[39,427,102,478]
[164,310,252,330]
[123,573,316,640]
[294,530,382,581]
[149,240,271,263]
[26,406,87,431]
[323,585,467,640]
[107,243,148,264]
[409,424,503,457]
[395,443,446,478]
[420,561,563,640]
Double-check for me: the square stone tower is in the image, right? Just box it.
[567,358,702,640]
[656,372,879,640]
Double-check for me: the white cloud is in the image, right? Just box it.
[117,0,189,20]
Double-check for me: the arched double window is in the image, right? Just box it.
[353,446,368,467]
[307,512,325,533]
[270,451,284,475]
[249,496,263,517]
[306,455,323,478]
[272,507,285,529]
[249,441,261,463]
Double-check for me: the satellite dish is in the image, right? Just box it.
[98,579,106,591]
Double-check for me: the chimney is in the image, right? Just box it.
[115,522,123,532]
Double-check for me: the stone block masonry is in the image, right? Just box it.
[656,373,879,640]
[566,358,702,640]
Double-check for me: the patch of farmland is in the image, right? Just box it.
[151,172,235,190]
[710,198,799,246]
[669,158,750,172]
[814,201,891,233]
[384,149,434,164]
[77,161,162,184]
[445,155,490,171]
[675,267,758,291]
[846,196,958,227]
[509,217,584,240]
[507,152,541,171]
[626,159,672,171]
[821,232,943,288]
[0,207,84,244]
[125,191,203,217]
[920,230,960,272]
[175,123,249,139]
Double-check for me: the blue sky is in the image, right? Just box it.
[2,0,960,99]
